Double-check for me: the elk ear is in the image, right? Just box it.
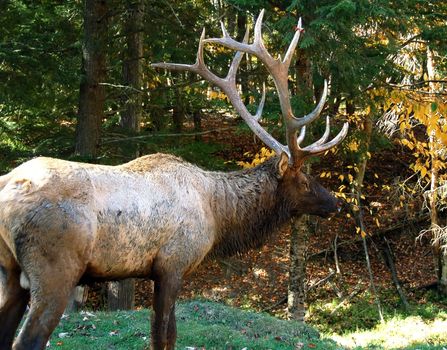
[276,152,289,178]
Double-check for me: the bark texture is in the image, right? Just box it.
[120,0,144,132]
[75,0,108,158]
[107,279,135,311]
[287,215,310,321]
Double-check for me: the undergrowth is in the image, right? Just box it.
[308,289,447,350]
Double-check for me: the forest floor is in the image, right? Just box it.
[87,112,445,339]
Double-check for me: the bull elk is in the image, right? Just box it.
[0,10,347,350]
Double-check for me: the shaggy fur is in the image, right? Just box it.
[0,153,338,350]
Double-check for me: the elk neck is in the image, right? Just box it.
[208,157,292,258]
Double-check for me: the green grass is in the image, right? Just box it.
[309,290,447,350]
[50,300,340,349]
[28,295,447,349]
[331,315,447,350]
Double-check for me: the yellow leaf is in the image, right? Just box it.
[420,166,428,178]
[375,218,380,227]
[348,140,359,152]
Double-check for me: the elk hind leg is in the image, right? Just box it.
[151,274,182,350]
[0,266,30,349]
[13,262,84,350]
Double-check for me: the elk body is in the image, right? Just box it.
[0,10,347,350]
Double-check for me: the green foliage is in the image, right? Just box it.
[2,0,445,170]
[0,0,81,167]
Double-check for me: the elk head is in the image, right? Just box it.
[153,10,349,218]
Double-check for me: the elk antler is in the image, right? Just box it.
[152,10,348,167]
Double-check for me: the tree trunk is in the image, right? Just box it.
[120,0,144,133]
[426,45,447,295]
[288,34,313,321]
[107,279,135,311]
[75,0,108,159]
[287,214,310,321]
[172,87,185,133]
[66,286,89,313]
[381,237,410,310]
[236,11,250,105]
[295,51,312,100]
[193,109,202,141]
[352,113,384,322]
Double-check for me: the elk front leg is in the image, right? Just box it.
[151,274,182,350]
[0,266,30,350]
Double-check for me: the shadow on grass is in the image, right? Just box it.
[308,289,447,350]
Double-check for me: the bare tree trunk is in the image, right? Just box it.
[382,237,410,310]
[107,279,135,311]
[66,286,89,312]
[172,88,185,133]
[75,0,108,159]
[295,51,312,99]
[287,38,314,321]
[120,0,144,133]
[236,11,250,105]
[287,214,310,321]
[426,46,447,294]
[352,113,384,322]
[193,109,202,141]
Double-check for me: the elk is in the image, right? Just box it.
[0,10,347,350]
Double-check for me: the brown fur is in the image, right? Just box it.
[0,153,338,350]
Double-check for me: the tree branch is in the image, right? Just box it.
[101,126,235,145]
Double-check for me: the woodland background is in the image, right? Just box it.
[1,0,447,348]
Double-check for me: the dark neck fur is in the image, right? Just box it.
[209,158,292,258]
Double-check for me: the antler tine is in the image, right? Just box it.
[296,125,306,145]
[227,27,250,83]
[253,9,269,55]
[220,21,230,38]
[254,82,266,121]
[298,121,349,157]
[204,10,276,68]
[196,28,206,67]
[289,80,328,131]
[151,28,208,74]
[310,116,331,147]
[283,17,303,69]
